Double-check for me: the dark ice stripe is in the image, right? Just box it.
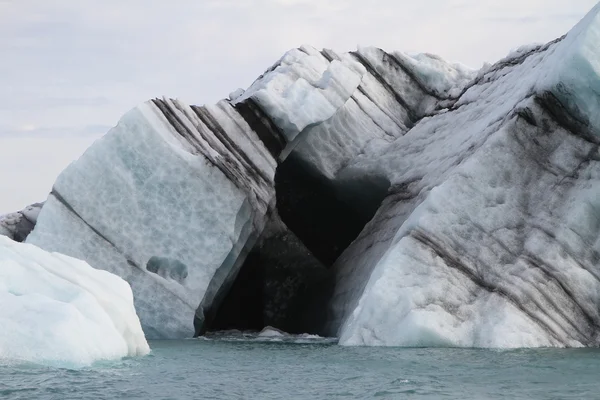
[190,104,272,186]
[410,230,573,346]
[234,98,287,158]
[50,190,142,270]
[350,51,419,123]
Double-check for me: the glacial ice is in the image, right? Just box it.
[0,235,149,367]
[28,99,277,338]
[234,46,366,144]
[26,45,392,338]
[0,203,43,242]
[329,3,600,348]
[23,2,600,347]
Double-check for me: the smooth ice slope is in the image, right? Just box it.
[0,235,149,367]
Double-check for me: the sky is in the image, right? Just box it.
[0,0,597,213]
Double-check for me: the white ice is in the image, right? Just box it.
[258,326,286,338]
[0,235,149,367]
[235,46,366,143]
[391,51,475,99]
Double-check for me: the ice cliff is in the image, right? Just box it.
[20,3,600,347]
[0,236,149,367]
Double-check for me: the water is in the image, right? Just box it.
[1,335,599,399]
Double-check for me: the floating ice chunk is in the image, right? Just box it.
[258,326,286,338]
[0,236,149,367]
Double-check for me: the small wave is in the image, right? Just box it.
[201,327,338,345]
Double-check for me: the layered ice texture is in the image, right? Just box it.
[0,236,149,367]
[26,48,371,339]
[23,3,600,347]
[331,4,600,348]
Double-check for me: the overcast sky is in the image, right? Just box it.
[0,0,597,213]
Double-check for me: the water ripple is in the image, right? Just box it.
[0,341,599,399]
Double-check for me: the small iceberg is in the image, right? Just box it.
[258,326,287,338]
[0,236,150,368]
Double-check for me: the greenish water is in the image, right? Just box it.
[1,335,599,399]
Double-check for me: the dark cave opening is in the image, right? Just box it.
[206,249,266,332]
[207,227,333,334]
[275,153,391,266]
[206,153,390,335]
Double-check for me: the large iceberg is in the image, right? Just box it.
[0,235,149,367]
[23,3,600,347]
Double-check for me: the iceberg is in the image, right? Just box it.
[23,3,600,347]
[0,235,149,367]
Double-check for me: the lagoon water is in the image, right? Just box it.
[1,333,599,399]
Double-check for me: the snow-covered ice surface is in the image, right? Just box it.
[25,3,600,347]
[0,235,149,367]
[234,46,366,144]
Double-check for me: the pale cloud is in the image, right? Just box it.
[0,136,99,212]
[0,0,597,212]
